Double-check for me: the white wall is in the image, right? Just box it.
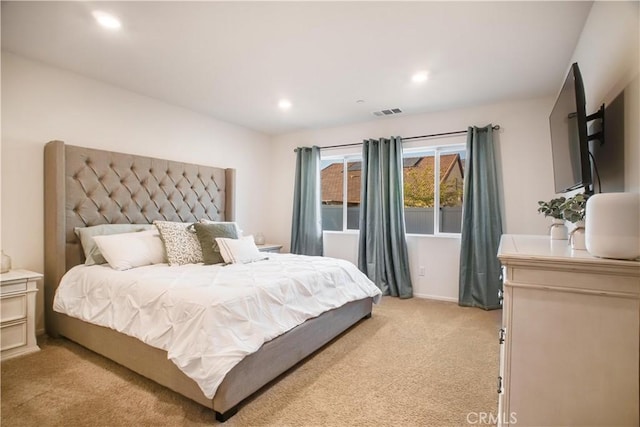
[1,52,272,331]
[3,0,635,318]
[270,97,555,301]
[271,1,640,302]
[568,1,639,191]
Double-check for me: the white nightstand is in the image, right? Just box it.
[1,269,42,361]
[256,243,283,253]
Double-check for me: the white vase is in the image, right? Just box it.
[586,192,640,259]
[1,250,11,273]
[550,218,568,240]
[570,220,586,251]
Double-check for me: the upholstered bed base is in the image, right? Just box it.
[43,141,373,421]
[55,298,373,420]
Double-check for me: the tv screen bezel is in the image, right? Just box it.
[549,62,592,194]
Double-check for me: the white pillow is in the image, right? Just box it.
[215,235,268,264]
[92,229,166,271]
[74,223,155,265]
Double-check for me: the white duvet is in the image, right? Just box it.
[54,253,381,399]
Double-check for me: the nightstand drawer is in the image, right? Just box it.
[0,294,27,323]
[1,320,27,351]
[257,244,283,253]
[0,281,27,295]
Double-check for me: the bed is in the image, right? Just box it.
[43,140,379,421]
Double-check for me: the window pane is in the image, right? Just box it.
[346,161,361,229]
[439,150,465,233]
[321,159,343,231]
[403,152,435,234]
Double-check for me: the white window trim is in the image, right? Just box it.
[402,143,466,236]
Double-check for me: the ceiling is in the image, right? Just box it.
[1,1,593,136]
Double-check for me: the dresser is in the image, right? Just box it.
[497,235,640,427]
[1,269,42,361]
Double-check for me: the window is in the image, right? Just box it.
[403,147,465,234]
[321,157,361,231]
[320,158,344,231]
[321,144,466,235]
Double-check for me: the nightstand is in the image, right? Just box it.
[256,243,283,253]
[1,269,42,361]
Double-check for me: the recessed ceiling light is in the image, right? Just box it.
[278,99,292,110]
[412,71,429,83]
[92,11,122,30]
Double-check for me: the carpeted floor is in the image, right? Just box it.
[1,297,501,426]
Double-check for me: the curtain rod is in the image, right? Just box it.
[293,125,500,152]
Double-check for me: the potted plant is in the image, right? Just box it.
[560,193,589,223]
[560,193,590,250]
[537,197,567,240]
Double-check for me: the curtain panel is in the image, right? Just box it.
[290,146,323,256]
[358,137,413,298]
[458,125,503,309]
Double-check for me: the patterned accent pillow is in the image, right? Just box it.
[153,221,203,265]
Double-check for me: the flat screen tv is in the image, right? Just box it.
[549,62,592,193]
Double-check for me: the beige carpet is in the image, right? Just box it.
[1,297,501,426]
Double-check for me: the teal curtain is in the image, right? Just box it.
[458,125,503,310]
[358,137,413,298]
[291,146,323,256]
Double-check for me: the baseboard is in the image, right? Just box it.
[37,328,46,336]
[413,293,457,303]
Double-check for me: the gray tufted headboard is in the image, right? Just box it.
[44,140,235,335]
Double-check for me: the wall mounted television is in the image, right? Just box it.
[548,62,593,194]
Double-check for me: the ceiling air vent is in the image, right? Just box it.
[372,108,403,117]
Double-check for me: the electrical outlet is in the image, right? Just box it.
[419,266,425,276]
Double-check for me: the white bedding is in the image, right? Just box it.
[53,253,381,399]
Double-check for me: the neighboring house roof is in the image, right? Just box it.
[321,162,361,204]
[321,154,463,204]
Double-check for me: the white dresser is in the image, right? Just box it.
[1,269,42,361]
[497,235,640,427]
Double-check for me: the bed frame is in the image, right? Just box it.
[43,141,373,421]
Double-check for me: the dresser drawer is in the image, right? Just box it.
[0,281,27,295]
[1,320,27,351]
[0,294,27,323]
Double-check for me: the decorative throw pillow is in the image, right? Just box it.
[198,219,241,236]
[92,229,166,271]
[153,221,203,265]
[215,235,268,264]
[193,222,238,265]
[75,223,154,265]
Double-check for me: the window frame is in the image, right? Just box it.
[321,154,362,233]
[320,142,466,237]
[402,144,466,237]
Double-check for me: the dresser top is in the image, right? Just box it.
[498,234,640,273]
